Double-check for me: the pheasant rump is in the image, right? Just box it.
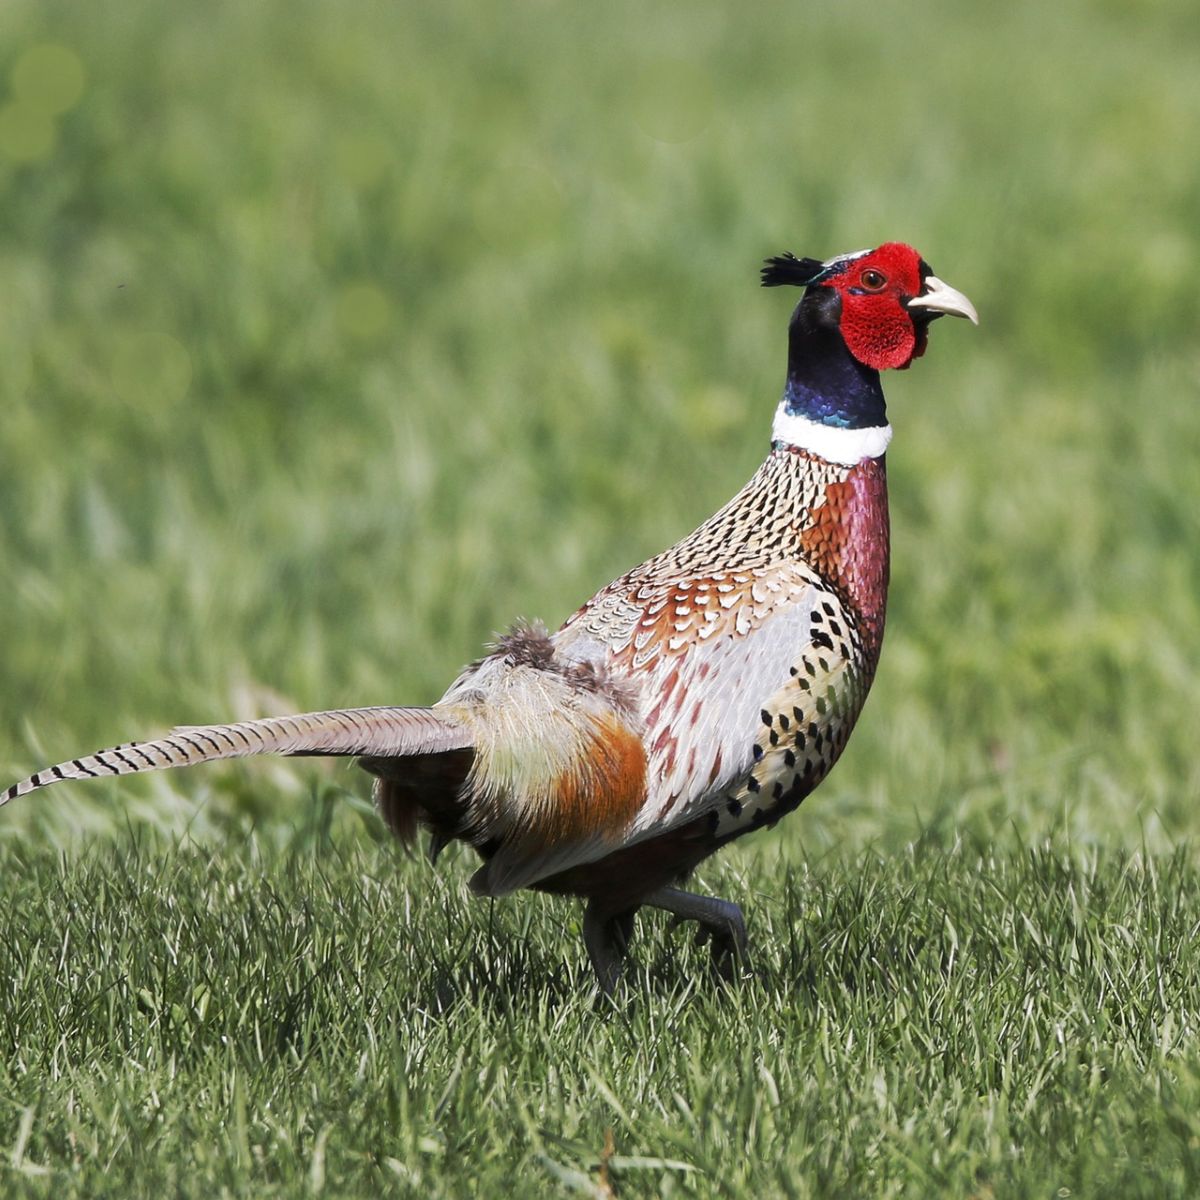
[3,242,976,991]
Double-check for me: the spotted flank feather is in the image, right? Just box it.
[2,707,472,805]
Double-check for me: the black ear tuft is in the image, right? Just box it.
[760,253,829,289]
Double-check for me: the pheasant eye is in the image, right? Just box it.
[860,269,887,291]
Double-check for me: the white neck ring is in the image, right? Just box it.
[771,403,892,466]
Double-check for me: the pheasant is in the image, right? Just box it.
[3,242,976,991]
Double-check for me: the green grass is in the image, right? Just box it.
[5,832,1200,1197]
[2,0,1199,1194]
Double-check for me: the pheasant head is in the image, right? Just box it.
[763,242,978,371]
[763,242,977,460]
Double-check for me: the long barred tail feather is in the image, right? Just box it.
[2,706,473,806]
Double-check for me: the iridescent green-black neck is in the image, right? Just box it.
[782,285,887,432]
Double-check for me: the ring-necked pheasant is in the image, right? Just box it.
[3,243,975,991]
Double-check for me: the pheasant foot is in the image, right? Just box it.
[645,887,750,980]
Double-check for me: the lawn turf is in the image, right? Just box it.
[5,832,1200,1197]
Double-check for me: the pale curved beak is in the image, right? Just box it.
[907,275,979,325]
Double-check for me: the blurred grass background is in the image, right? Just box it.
[1,0,1196,853]
[3,1,1200,1196]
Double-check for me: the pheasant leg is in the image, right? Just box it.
[583,902,638,995]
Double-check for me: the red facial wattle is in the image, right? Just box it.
[822,242,927,372]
